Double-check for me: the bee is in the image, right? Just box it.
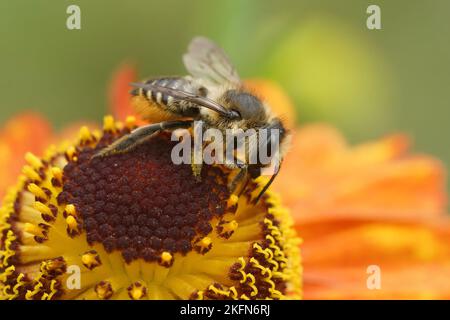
[95,37,291,202]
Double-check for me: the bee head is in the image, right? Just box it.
[221,89,267,122]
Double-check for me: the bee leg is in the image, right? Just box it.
[191,161,202,182]
[190,148,202,181]
[251,161,283,205]
[93,120,193,158]
[228,165,248,194]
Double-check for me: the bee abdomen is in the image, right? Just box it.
[132,76,201,117]
[134,77,191,106]
[147,89,172,106]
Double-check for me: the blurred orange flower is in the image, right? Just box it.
[0,113,52,200]
[1,64,449,299]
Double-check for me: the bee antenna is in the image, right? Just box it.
[253,161,283,204]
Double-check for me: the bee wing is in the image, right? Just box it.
[131,82,240,120]
[183,36,241,85]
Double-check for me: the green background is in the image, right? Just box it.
[1,0,449,189]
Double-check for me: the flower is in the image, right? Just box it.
[0,113,301,300]
[1,64,450,300]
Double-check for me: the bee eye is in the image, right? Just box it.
[230,109,241,120]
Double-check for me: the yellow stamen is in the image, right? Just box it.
[161,252,172,262]
[25,152,43,169]
[81,251,101,270]
[95,281,113,299]
[66,146,76,161]
[65,204,77,216]
[25,282,43,300]
[228,194,239,207]
[40,258,66,275]
[79,126,92,143]
[222,220,238,233]
[27,183,48,201]
[229,286,238,299]
[195,236,213,254]
[92,129,102,140]
[24,223,43,236]
[66,216,78,230]
[115,121,124,130]
[33,201,52,216]
[128,282,146,300]
[12,273,25,297]
[81,254,95,266]
[125,116,136,129]
[130,288,144,300]
[0,266,15,282]
[103,115,115,131]
[160,252,173,266]
[22,165,41,181]
[51,167,63,182]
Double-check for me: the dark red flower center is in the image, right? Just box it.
[57,131,230,263]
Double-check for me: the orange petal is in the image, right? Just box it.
[244,79,297,129]
[274,125,447,222]
[301,218,450,299]
[273,125,346,211]
[0,113,53,199]
[336,134,410,167]
[109,63,137,121]
[304,263,450,299]
[275,123,450,298]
